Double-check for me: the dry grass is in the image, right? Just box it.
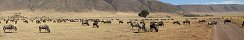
[0,11,215,40]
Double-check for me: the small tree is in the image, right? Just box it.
[138,10,149,18]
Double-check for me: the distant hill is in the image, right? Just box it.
[177,4,244,12]
[0,0,178,12]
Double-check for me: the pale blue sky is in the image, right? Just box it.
[159,0,244,5]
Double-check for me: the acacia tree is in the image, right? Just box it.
[138,10,150,18]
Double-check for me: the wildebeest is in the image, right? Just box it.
[157,21,164,26]
[127,21,132,24]
[198,20,206,23]
[208,21,217,25]
[39,24,51,33]
[138,22,147,32]
[102,20,111,24]
[3,24,17,33]
[82,19,89,26]
[119,20,124,24]
[14,20,18,24]
[23,20,28,23]
[224,19,231,24]
[173,21,180,25]
[93,20,99,28]
[36,20,41,24]
[183,20,190,25]
[150,22,158,32]
[5,20,8,24]
[130,21,139,29]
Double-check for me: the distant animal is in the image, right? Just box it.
[119,20,124,24]
[224,20,231,24]
[198,20,206,23]
[150,22,158,32]
[208,21,217,25]
[157,21,164,26]
[3,24,17,33]
[14,20,18,24]
[173,21,180,25]
[127,21,132,24]
[93,20,99,28]
[102,20,111,24]
[82,20,89,26]
[130,21,139,29]
[39,24,50,33]
[5,20,9,24]
[183,20,190,25]
[23,20,28,23]
[36,20,41,24]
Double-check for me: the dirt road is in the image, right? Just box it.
[213,21,244,40]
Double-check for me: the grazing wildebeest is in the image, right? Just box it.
[138,22,147,32]
[119,20,124,24]
[183,20,190,25]
[39,24,51,33]
[150,22,158,32]
[93,20,99,28]
[224,19,231,24]
[3,24,17,33]
[23,20,28,23]
[157,21,164,26]
[198,20,206,23]
[82,19,89,26]
[173,21,180,25]
[208,21,217,25]
[5,20,9,24]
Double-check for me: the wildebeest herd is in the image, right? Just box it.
[1,17,244,33]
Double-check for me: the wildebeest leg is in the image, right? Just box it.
[155,28,158,32]
[3,28,6,32]
[96,25,99,28]
[150,27,153,32]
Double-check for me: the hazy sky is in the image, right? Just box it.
[159,0,244,5]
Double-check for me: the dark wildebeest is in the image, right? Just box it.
[82,19,89,26]
[157,21,164,26]
[208,21,217,25]
[119,20,124,24]
[198,20,206,23]
[224,19,231,24]
[93,20,99,28]
[3,24,17,33]
[14,20,18,24]
[173,21,180,25]
[102,20,112,24]
[5,20,9,24]
[36,20,41,24]
[23,20,28,23]
[138,22,147,32]
[39,24,51,33]
[183,20,190,25]
[150,22,158,32]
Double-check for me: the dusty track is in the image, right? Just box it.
[213,20,244,40]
